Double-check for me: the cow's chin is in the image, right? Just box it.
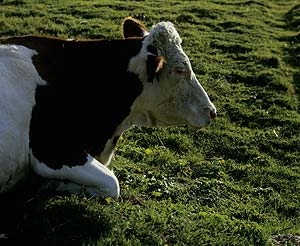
[185,118,212,130]
[187,124,205,131]
[153,115,212,129]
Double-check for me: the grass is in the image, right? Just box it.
[0,0,299,245]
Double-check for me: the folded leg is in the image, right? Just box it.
[31,153,119,199]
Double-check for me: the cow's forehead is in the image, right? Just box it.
[144,21,183,57]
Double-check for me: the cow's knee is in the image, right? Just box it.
[87,172,120,199]
[45,178,120,199]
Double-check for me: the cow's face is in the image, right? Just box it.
[125,18,216,129]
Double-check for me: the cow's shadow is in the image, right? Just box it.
[0,175,111,246]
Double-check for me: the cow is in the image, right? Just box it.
[0,17,216,199]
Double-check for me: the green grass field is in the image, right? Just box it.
[0,0,299,245]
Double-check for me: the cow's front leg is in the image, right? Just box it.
[30,153,120,199]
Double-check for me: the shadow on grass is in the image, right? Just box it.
[294,72,300,92]
[286,4,300,31]
[0,184,112,246]
[284,5,300,95]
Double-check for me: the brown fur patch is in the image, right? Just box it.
[147,55,166,82]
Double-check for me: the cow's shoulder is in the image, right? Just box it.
[25,36,145,169]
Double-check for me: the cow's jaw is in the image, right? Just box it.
[129,74,216,129]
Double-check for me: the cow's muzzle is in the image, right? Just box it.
[209,107,217,120]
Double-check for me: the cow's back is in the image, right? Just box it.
[0,44,44,193]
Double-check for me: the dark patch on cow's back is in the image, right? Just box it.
[4,36,143,169]
[0,36,65,85]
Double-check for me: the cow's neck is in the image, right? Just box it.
[95,106,159,165]
[93,115,132,165]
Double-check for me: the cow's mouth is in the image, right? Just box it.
[185,116,214,130]
[187,124,204,131]
[187,123,208,131]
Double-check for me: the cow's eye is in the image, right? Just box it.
[174,67,187,76]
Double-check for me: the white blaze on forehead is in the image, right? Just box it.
[143,21,187,66]
[146,21,182,53]
[128,21,186,83]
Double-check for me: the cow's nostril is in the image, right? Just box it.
[210,110,217,119]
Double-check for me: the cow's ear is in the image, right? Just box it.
[122,17,148,38]
[147,55,166,83]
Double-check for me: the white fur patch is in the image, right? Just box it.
[31,153,120,199]
[128,22,183,83]
[0,45,45,193]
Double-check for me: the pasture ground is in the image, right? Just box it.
[0,0,299,245]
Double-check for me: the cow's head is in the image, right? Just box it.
[123,17,216,129]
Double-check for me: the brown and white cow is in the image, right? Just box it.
[0,17,216,199]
